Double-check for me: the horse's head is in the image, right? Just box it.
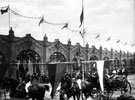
[40,74,50,83]
[61,75,72,89]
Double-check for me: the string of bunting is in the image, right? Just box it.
[94,33,135,47]
[9,7,67,25]
[9,8,41,19]
[0,6,135,47]
[61,22,81,33]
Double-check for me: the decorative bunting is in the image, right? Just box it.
[95,33,100,39]
[124,42,127,45]
[39,17,44,26]
[131,43,135,47]
[106,37,111,41]
[116,40,120,43]
[61,23,68,29]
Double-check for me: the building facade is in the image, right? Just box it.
[0,28,135,80]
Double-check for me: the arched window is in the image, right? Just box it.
[49,52,66,62]
[103,56,109,60]
[16,49,40,79]
[89,56,98,60]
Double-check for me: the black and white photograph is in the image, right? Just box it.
[0,0,135,100]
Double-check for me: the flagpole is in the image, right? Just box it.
[8,5,10,30]
[82,0,85,47]
[81,0,85,81]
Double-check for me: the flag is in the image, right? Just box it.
[47,63,67,98]
[96,61,104,92]
[96,60,113,92]
[95,34,100,39]
[124,42,127,45]
[39,17,44,26]
[1,6,9,14]
[61,23,68,29]
[131,43,135,47]
[116,40,120,43]
[79,31,84,38]
[106,37,110,41]
[79,7,84,28]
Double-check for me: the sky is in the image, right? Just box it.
[0,0,135,53]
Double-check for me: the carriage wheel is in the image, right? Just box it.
[121,81,132,94]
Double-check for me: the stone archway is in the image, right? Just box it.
[49,52,66,62]
[16,49,40,80]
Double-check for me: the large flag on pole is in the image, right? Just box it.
[96,61,104,92]
[79,0,84,28]
[1,6,9,14]
[47,63,67,98]
[79,9,83,28]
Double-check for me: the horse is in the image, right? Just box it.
[81,72,100,99]
[60,74,80,100]
[27,74,50,100]
[1,77,20,92]
[28,83,49,100]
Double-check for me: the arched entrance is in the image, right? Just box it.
[0,52,6,85]
[49,52,66,62]
[89,56,98,72]
[103,56,109,60]
[16,49,40,80]
[90,56,98,60]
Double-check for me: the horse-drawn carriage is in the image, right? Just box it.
[0,61,132,100]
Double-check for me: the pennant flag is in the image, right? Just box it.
[47,63,67,98]
[79,31,84,38]
[79,7,84,27]
[124,42,127,45]
[61,23,68,29]
[96,61,104,92]
[106,37,110,41]
[1,6,9,15]
[39,17,44,26]
[95,34,100,39]
[116,40,120,43]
